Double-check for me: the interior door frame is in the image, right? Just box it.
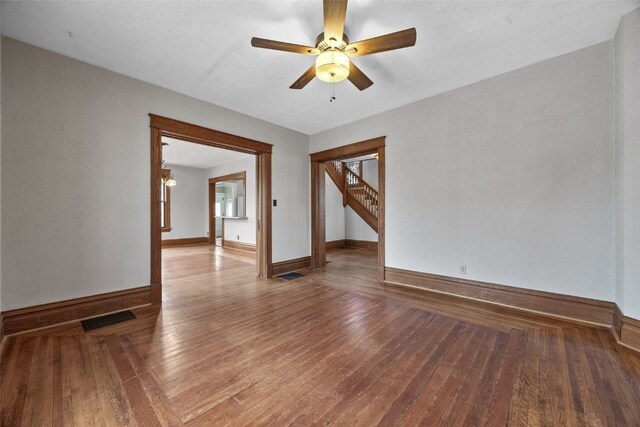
[150,114,273,304]
[208,171,247,247]
[309,136,386,280]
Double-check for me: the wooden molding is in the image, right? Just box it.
[614,304,623,339]
[310,161,326,269]
[310,136,385,162]
[326,239,377,251]
[614,305,640,352]
[377,146,385,281]
[151,115,273,300]
[209,171,247,248]
[384,266,640,354]
[162,237,209,247]
[1,286,151,336]
[150,126,162,304]
[257,152,273,277]
[208,171,246,184]
[272,256,312,276]
[325,163,345,195]
[345,239,377,252]
[384,267,615,327]
[161,168,172,232]
[224,240,256,253]
[310,137,385,275]
[0,314,4,350]
[326,239,346,250]
[149,114,272,154]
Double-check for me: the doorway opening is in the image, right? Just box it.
[208,171,249,250]
[150,115,273,304]
[310,137,385,280]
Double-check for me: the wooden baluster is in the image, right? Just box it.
[342,163,348,206]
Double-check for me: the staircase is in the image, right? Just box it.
[326,160,379,232]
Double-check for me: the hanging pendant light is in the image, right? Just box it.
[165,174,177,187]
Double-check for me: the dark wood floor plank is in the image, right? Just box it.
[186,297,396,425]
[171,293,386,420]
[291,314,456,427]
[436,330,499,426]
[268,311,436,427]
[396,325,479,426]
[585,327,640,425]
[482,328,528,426]
[561,327,608,426]
[2,246,640,426]
[2,338,36,427]
[229,309,429,426]
[506,328,539,426]
[19,336,54,426]
[376,322,466,425]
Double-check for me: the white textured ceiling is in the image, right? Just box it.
[162,136,253,169]
[2,1,638,135]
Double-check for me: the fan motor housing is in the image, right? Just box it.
[315,32,350,51]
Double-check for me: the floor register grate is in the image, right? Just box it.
[81,310,137,332]
[277,272,305,280]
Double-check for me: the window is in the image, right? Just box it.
[161,169,172,232]
[345,161,362,177]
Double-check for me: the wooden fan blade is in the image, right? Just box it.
[346,28,416,57]
[347,62,373,91]
[290,64,317,89]
[324,0,348,43]
[251,37,319,55]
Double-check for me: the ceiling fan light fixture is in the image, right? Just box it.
[315,50,350,83]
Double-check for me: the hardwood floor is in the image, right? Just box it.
[2,245,640,426]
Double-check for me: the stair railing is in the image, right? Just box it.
[330,160,344,179]
[344,168,378,219]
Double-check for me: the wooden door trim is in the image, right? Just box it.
[150,115,273,304]
[309,137,386,279]
[150,115,272,154]
[209,171,247,246]
[310,136,385,162]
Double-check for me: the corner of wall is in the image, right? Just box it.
[614,8,626,313]
[1,28,4,319]
[614,7,640,320]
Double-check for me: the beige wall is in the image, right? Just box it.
[0,26,3,315]
[1,37,309,311]
[161,164,209,241]
[615,8,640,318]
[312,41,616,302]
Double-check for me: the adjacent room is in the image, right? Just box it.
[160,137,259,296]
[1,0,640,425]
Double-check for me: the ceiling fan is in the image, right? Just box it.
[251,0,417,91]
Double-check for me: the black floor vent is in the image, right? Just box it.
[81,310,136,332]
[277,272,305,280]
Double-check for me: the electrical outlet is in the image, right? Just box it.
[237,235,240,240]
[459,264,467,275]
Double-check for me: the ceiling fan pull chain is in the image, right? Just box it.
[330,73,336,103]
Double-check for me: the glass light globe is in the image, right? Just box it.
[315,50,350,83]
